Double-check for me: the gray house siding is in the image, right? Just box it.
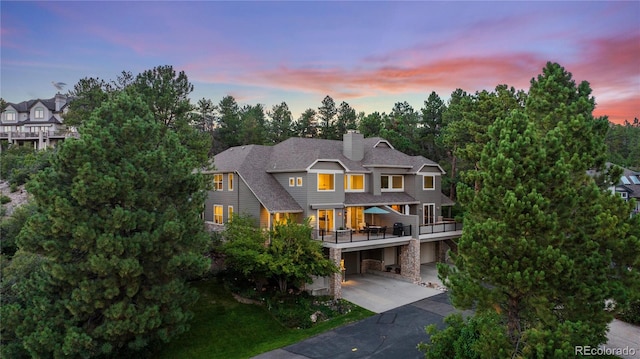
[205,173,262,224]
[272,172,309,211]
[307,171,345,205]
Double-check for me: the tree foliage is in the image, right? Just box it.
[317,95,337,139]
[434,63,640,357]
[605,118,640,170]
[6,92,210,358]
[221,216,338,293]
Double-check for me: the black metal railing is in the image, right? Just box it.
[418,221,463,235]
[314,224,412,243]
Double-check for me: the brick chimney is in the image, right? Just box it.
[343,130,364,161]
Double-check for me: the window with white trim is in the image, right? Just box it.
[317,173,335,191]
[381,175,403,191]
[213,174,223,191]
[228,206,234,222]
[297,177,303,186]
[344,174,364,192]
[34,107,44,119]
[228,173,234,191]
[289,177,295,187]
[423,175,435,190]
[5,111,16,122]
[213,205,223,224]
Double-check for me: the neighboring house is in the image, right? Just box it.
[204,130,462,297]
[611,165,640,216]
[587,163,640,217]
[1,93,76,150]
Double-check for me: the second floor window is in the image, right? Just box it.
[228,173,234,191]
[34,107,44,119]
[344,174,364,191]
[317,173,335,191]
[213,174,223,191]
[381,175,403,191]
[5,111,16,122]
[423,175,435,190]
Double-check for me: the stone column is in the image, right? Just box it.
[328,247,342,299]
[399,239,421,283]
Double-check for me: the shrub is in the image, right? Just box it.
[0,195,10,204]
[619,300,640,325]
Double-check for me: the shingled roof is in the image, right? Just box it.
[209,136,445,213]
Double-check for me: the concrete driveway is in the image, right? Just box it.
[254,264,640,359]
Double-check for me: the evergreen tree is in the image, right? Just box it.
[358,111,384,138]
[267,102,295,144]
[420,91,446,162]
[335,101,357,137]
[435,63,640,357]
[215,95,242,150]
[380,101,420,155]
[10,92,210,358]
[295,108,318,138]
[317,95,337,139]
[239,104,267,145]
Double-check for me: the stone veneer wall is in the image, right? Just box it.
[329,247,342,298]
[361,259,383,272]
[399,239,421,282]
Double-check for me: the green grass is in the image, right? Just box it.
[154,277,374,359]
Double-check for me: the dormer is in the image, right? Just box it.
[2,106,18,122]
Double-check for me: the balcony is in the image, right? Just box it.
[0,131,78,139]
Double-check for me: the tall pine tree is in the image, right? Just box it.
[433,63,640,357]
[11,92,210,358]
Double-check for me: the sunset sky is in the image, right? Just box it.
[1,1,638,124]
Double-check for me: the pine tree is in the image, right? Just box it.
[317,95,337,139]
[12,92,210,357]
[435,63,640,357]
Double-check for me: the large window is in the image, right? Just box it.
[228,173,234,191]
[317,173,335,191]
[213,205,223,224]
[344,174,364,192]
[423,175,435,190]
[213,174,223,191]
[381,175,403,191]
[5,111,16,122]
[34,107,44,119]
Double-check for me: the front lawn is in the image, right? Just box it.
[154,277,374,359]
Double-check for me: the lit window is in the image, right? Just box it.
[228,173,234,191]
[423,175,435,190]
[317,173,335,191]
[5,111,16,122]
[297,177,303,186]
[289,177,295,187]
[213,174,223,191]
[213,205,223,224]
[344,174,364,191]
[381,175,403,191]
[34,107,44,119]
[228,206,234,222]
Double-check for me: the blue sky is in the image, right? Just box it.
[1,1,638,124]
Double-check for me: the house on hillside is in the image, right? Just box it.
[611,165,640,216]
[1,93,76,150]
[204,130,462,297]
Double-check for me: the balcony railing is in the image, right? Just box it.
[418,220,463,235]
[0,131,78,139]
[313,224,412,244]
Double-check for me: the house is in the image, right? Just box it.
[611,165,640,216]
[204,130,462,297]
[1,93,76,150]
